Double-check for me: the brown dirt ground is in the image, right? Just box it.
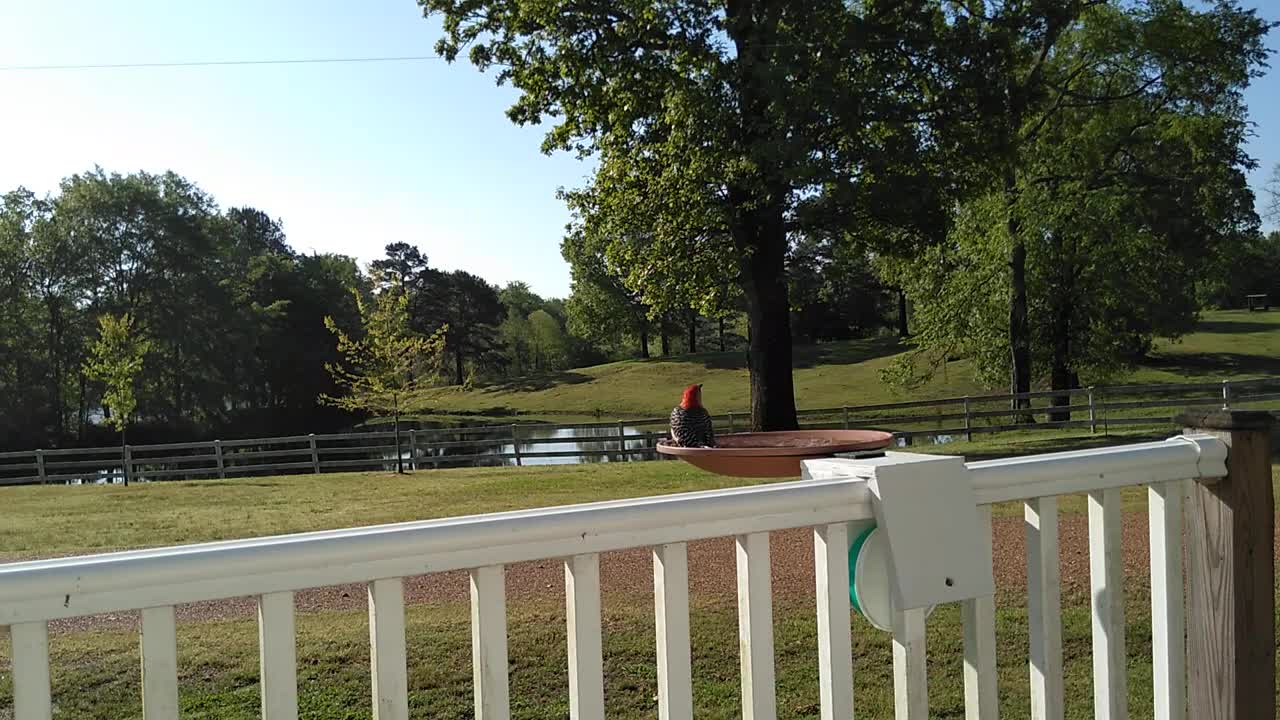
[48,510,1280,634]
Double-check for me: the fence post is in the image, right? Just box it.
[963,397,972,442]
[308,434,320,474]
[35,449,46,484]
[123,444,133,486]
[409,430,418,471]
[1087,388,1097,434]
[1177,410,1275,720]
[512,425,522,467]
[728,412,735,434]
[842,406,850,430]
[1221,380,1232,410]
[213,440,225,479]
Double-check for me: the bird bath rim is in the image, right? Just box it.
[656,429,894,478]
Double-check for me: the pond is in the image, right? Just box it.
[415,424,657,468]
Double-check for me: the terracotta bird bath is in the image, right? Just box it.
[656,429,894,478]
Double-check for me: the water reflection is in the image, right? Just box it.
[412,424,655,469]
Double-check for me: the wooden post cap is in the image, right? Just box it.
[1175,410,1274,432]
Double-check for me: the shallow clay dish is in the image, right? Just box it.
[656,429,894,478]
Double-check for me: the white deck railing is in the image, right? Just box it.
[0,427,1271,719]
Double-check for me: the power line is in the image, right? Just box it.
[0,55,445,72]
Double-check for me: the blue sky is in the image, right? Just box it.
[0,1,1277,298]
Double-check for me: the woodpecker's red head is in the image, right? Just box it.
[680,384,704,409]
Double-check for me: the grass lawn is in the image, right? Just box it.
[0,596,1173,720]
[407,309,1280,420]
[3,454,1278,718]
[0,432,1189,561]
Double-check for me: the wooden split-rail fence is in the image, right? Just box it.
[2,377,1279,487]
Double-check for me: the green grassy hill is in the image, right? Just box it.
[414,309,1280,419]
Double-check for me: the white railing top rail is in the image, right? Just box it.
[0,433,1226,627]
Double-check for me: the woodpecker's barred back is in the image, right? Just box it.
[670,405,716,448]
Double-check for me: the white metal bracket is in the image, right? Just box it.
[804,452,994,610]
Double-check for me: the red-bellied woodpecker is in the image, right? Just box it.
[669,383,716,448]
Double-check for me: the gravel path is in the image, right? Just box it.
[49,508,1270,635]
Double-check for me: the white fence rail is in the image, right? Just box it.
[2,411,1273,719]
[3,376,1280,487]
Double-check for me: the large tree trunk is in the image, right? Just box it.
[724,0,798,431]
[1048,305,1072,423]
[393,406,403,474]
[1006,173,1033,422]
[735,207,798,432]
[454,349,465,386]
[1048,243,1073,423]
[660,328,671,356]
[897,289,909,338]
[687,310,697,353]
[46,300,66,442]
[77,371,87,439]
[718,317,726,352]
[639,328,650,359]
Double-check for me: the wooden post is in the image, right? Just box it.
[308,434,320,474]
[123,444,133,486]
[213,440,225,479]
[963,397,973,443]
[35,449,46,484]
[842,406,849,430]
[617,421,626,463]
[512,425,522,467]
[1221,381,1232,410]
[1088,388,1097,434]
[728,412,735,434]
[409,430,418,471]
[1177,410,1275,720]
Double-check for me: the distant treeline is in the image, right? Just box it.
[0,168,906,451]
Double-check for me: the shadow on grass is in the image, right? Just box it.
[959,431,1173,461]
[1190,319,1280,335]
[1142,351,1280,377]
[479,371,594,393]
[182,481,283,489]
[643,336,906,370]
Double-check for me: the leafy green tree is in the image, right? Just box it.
[420,0,953,430]
[433,271,505,385]
[921,0,1268,414]
[884,1,1270,418]
[563,233,655,359]
[322,281,445,474]
[0,190,56,448]
[789,234,893,343]
[498,281,544,320]
[528,309,568,371]
[84,313,151,484]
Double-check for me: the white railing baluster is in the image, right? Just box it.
[814,522,854,720]
[257,591,299,720]
[470,565,510,720]
[1026,497,1063,720]
[140,606,180,719]
[1149,480,1186,720]
[962,506,998,720]
[565,553,605,720]
[11,621,52,720]
[736,531,777,720]
[893,607,929,719]
[1089,489,1128,719]
[653,543,693,720]
[368,578,409,720]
